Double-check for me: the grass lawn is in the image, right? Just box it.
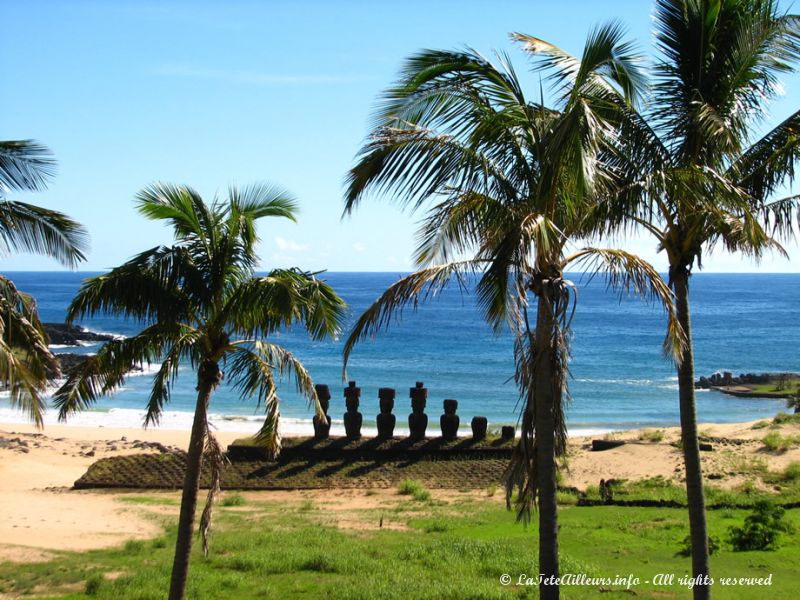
[1,491,798,599]
[741,377,800,396]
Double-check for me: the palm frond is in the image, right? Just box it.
[0,140,56,193]
[0,275,58,426]
[342,261,482,377]
[66,245,198,324]
[52,323,185,420]
[199,429,227,556]
[144,326,202,426]
[505,276,574,522]
[223,268,346,340]
[564,248,686,360]
[226,341,317,457]
[0,201,89,268]
[513,20,645,107]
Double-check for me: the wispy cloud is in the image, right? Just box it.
[352,242,367,253]
[275,236,308,252]
[153,64,363,85]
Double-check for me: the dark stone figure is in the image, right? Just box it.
[471,416,488,441]
[343,381,362,439]
[312,384,332,440]
[408,381,428,441]
[376,387,396,439]
[501,425,515,441]
[440,399,460,440]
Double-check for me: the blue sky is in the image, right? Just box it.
[2,0,798,273]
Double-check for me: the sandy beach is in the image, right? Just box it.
[2,417,798,563]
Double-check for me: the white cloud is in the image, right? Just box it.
[352,242,367,253]
[275,236,308,252]
[153,65,362,86]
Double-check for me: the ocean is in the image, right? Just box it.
[1,271,797,437]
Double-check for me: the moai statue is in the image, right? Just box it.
[408,381,428,441]
[501,425,515,441]
[343,381,362,440]
[312,384,332,440]
[376,387,396,439]
[440,399,460,440]
[471,416,488,441]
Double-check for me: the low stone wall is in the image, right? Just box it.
[74,435,515,491]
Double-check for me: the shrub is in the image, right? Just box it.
[423,520,450,533]
[221,494,246,507]
[773,412,800,425]
[397,479,431,501]
[728,501,795,551]
[762,432,800,453]
[84,573,104,595]
[298,499,316,512]
[638,429,665,442]
[783,462,800,481]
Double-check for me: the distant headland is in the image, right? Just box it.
[695,371,800,399]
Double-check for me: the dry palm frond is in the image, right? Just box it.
[504,274,574,522]
[199,428,227,557]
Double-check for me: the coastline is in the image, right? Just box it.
[2,414,799,561]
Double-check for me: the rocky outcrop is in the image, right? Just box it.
[55,353,89,373]
[695,371,794,389]
[49,353,144,379]
[43,323,118,346]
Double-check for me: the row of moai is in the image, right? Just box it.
[311,381,516,442]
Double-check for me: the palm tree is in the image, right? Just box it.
[52,183,346,600]
[342,28,684,600]
[600,2,800,596]
[0,140,88,424]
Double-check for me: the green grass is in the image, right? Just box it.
[116,495,178,506]
[637,429,665,442]
[745,377,800,395]
[2,499,800,599]
[762,432,800,453]
[764,462,800,485]
[773,412,800,426]
[397,479,431,502]
[221,494,246,507]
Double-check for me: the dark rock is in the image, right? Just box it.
[699,442,713,452]
[591,439,626,451]
[43,323,118,346]
[501,426,515,441]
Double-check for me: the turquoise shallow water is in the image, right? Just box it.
[1,271,797,434]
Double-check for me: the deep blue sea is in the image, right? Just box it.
[1,272,797,436]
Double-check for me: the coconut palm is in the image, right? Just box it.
[0,140,88,424]
[342,28,684,600]
[598,2,800,596]
[52,183,346,600]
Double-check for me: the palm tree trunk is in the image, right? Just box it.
[168,363,216,600]
[534,294,559,600]
[673,272,711,600]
